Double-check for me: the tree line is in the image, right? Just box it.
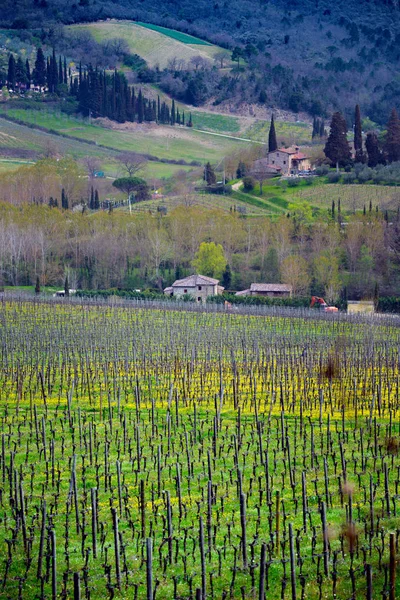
[3,47,193,127]
[0,200,398,302]
[324,104,400,169]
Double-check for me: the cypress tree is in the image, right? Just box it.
[94,190,100,209]
[319,120,325,138]
[90,186,94,209]
[137,90,144,123]
[182,111,185,126]
[187,113,193,127]
[385,108,400,163]
[35,276,41,294]
[354,104,365,163]
[61,188,69,209]
[324,112,351,171]
[171,99,176,125]
[366,132,382,167]
[157,95,161,122]
[268,114,278,152]
[7,54,16,89]
[33,48,46,88]
[15,56,27,88]
[204,162,216,185]
[58,56,63,85]
[25,59,31,88]
[64,276,69,297]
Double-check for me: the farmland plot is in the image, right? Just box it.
[0,299,399,599]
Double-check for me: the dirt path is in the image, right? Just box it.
[193,129,267,144]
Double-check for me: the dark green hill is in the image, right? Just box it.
[1,0,399,121]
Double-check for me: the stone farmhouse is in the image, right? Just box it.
[164,275,224,303]
[267,147,311,176]
[254,147,311,177]
[235,283,293,297]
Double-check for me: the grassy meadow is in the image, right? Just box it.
[69,21,225,69]
[0,299,399,599]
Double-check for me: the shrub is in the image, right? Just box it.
[327,172,341,183]
[342,172,356,184]
[242,176,255,192]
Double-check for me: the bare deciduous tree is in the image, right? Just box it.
[116,152,148,177]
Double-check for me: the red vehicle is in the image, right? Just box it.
[310,296,339,313]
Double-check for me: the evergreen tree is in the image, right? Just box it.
[268,114,278,152]
[331,199,335,218]
[64,275,69,297]
[204,162,217,185]
[236,161,247,178]
[58,55,63,85]
[171,99,176,125]
[33,47,46,87]
[354,104,366,163]
[187,113,193,127]
[90,186,94,209]
[324,112,351,171]
[61,188,69,209]
[222,264,232,289]
[137,90,144,123]
[15,57,27,88]
[366,132,382,167]
[385,108,400,163]
[7,54,15,89]
[35,276,41,294]
[25,59,31,88]
[94,189,100,209]
[319,120,325,138]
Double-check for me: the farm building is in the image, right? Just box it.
[164,275,224,303]
[236,283,293,297]
[266,146,311,176]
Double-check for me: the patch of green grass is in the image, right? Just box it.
[244,119,312,146]
[0,107,244,165]
[191,112,241,134]
[69,21,222,69]
[136,22,211,45]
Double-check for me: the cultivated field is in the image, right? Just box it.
[0,107,246,165]
[296,183,400,212]
[0,299,399,599]
[70,21,225,69]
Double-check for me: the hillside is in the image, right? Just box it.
[1,1,399,121]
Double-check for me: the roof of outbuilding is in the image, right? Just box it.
[250,283,292,292]
[172,274,219,287]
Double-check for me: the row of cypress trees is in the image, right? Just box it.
[4,48,193,127]
[72,66,192,126]
[325,105,400,169]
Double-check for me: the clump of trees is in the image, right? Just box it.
[324,105,400,170]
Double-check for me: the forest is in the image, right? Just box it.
[1,0,400,120]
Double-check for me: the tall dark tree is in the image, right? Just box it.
[35,276,41,294]
[25,59,31,88]
[61,188,69,209]
[268,114,278,152]
[7,54,16,89]
[222,264,232,289]
[64,275,69,297]
[15,57,28,88]
[94,189,100,209]
[354,104,366,163]
[324,112,351,171]
[366,132,382,167]
[385,108,400,163]
[33,47,46,87]
[204,162,216,185]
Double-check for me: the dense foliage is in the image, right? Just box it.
[1,1,400,119]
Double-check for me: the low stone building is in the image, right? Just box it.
[236,283,292,298]
[164,274,224,303]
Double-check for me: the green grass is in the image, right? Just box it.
[191,111,241,134]
[136,22,212,45]
[244,119,312,146]
[69,21,223,69]
[0,301,399,599]
[0,106,245,164]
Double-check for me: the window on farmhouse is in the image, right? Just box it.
[198,297,201,302]
[198,286,202,290]
[184,289,187,293]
